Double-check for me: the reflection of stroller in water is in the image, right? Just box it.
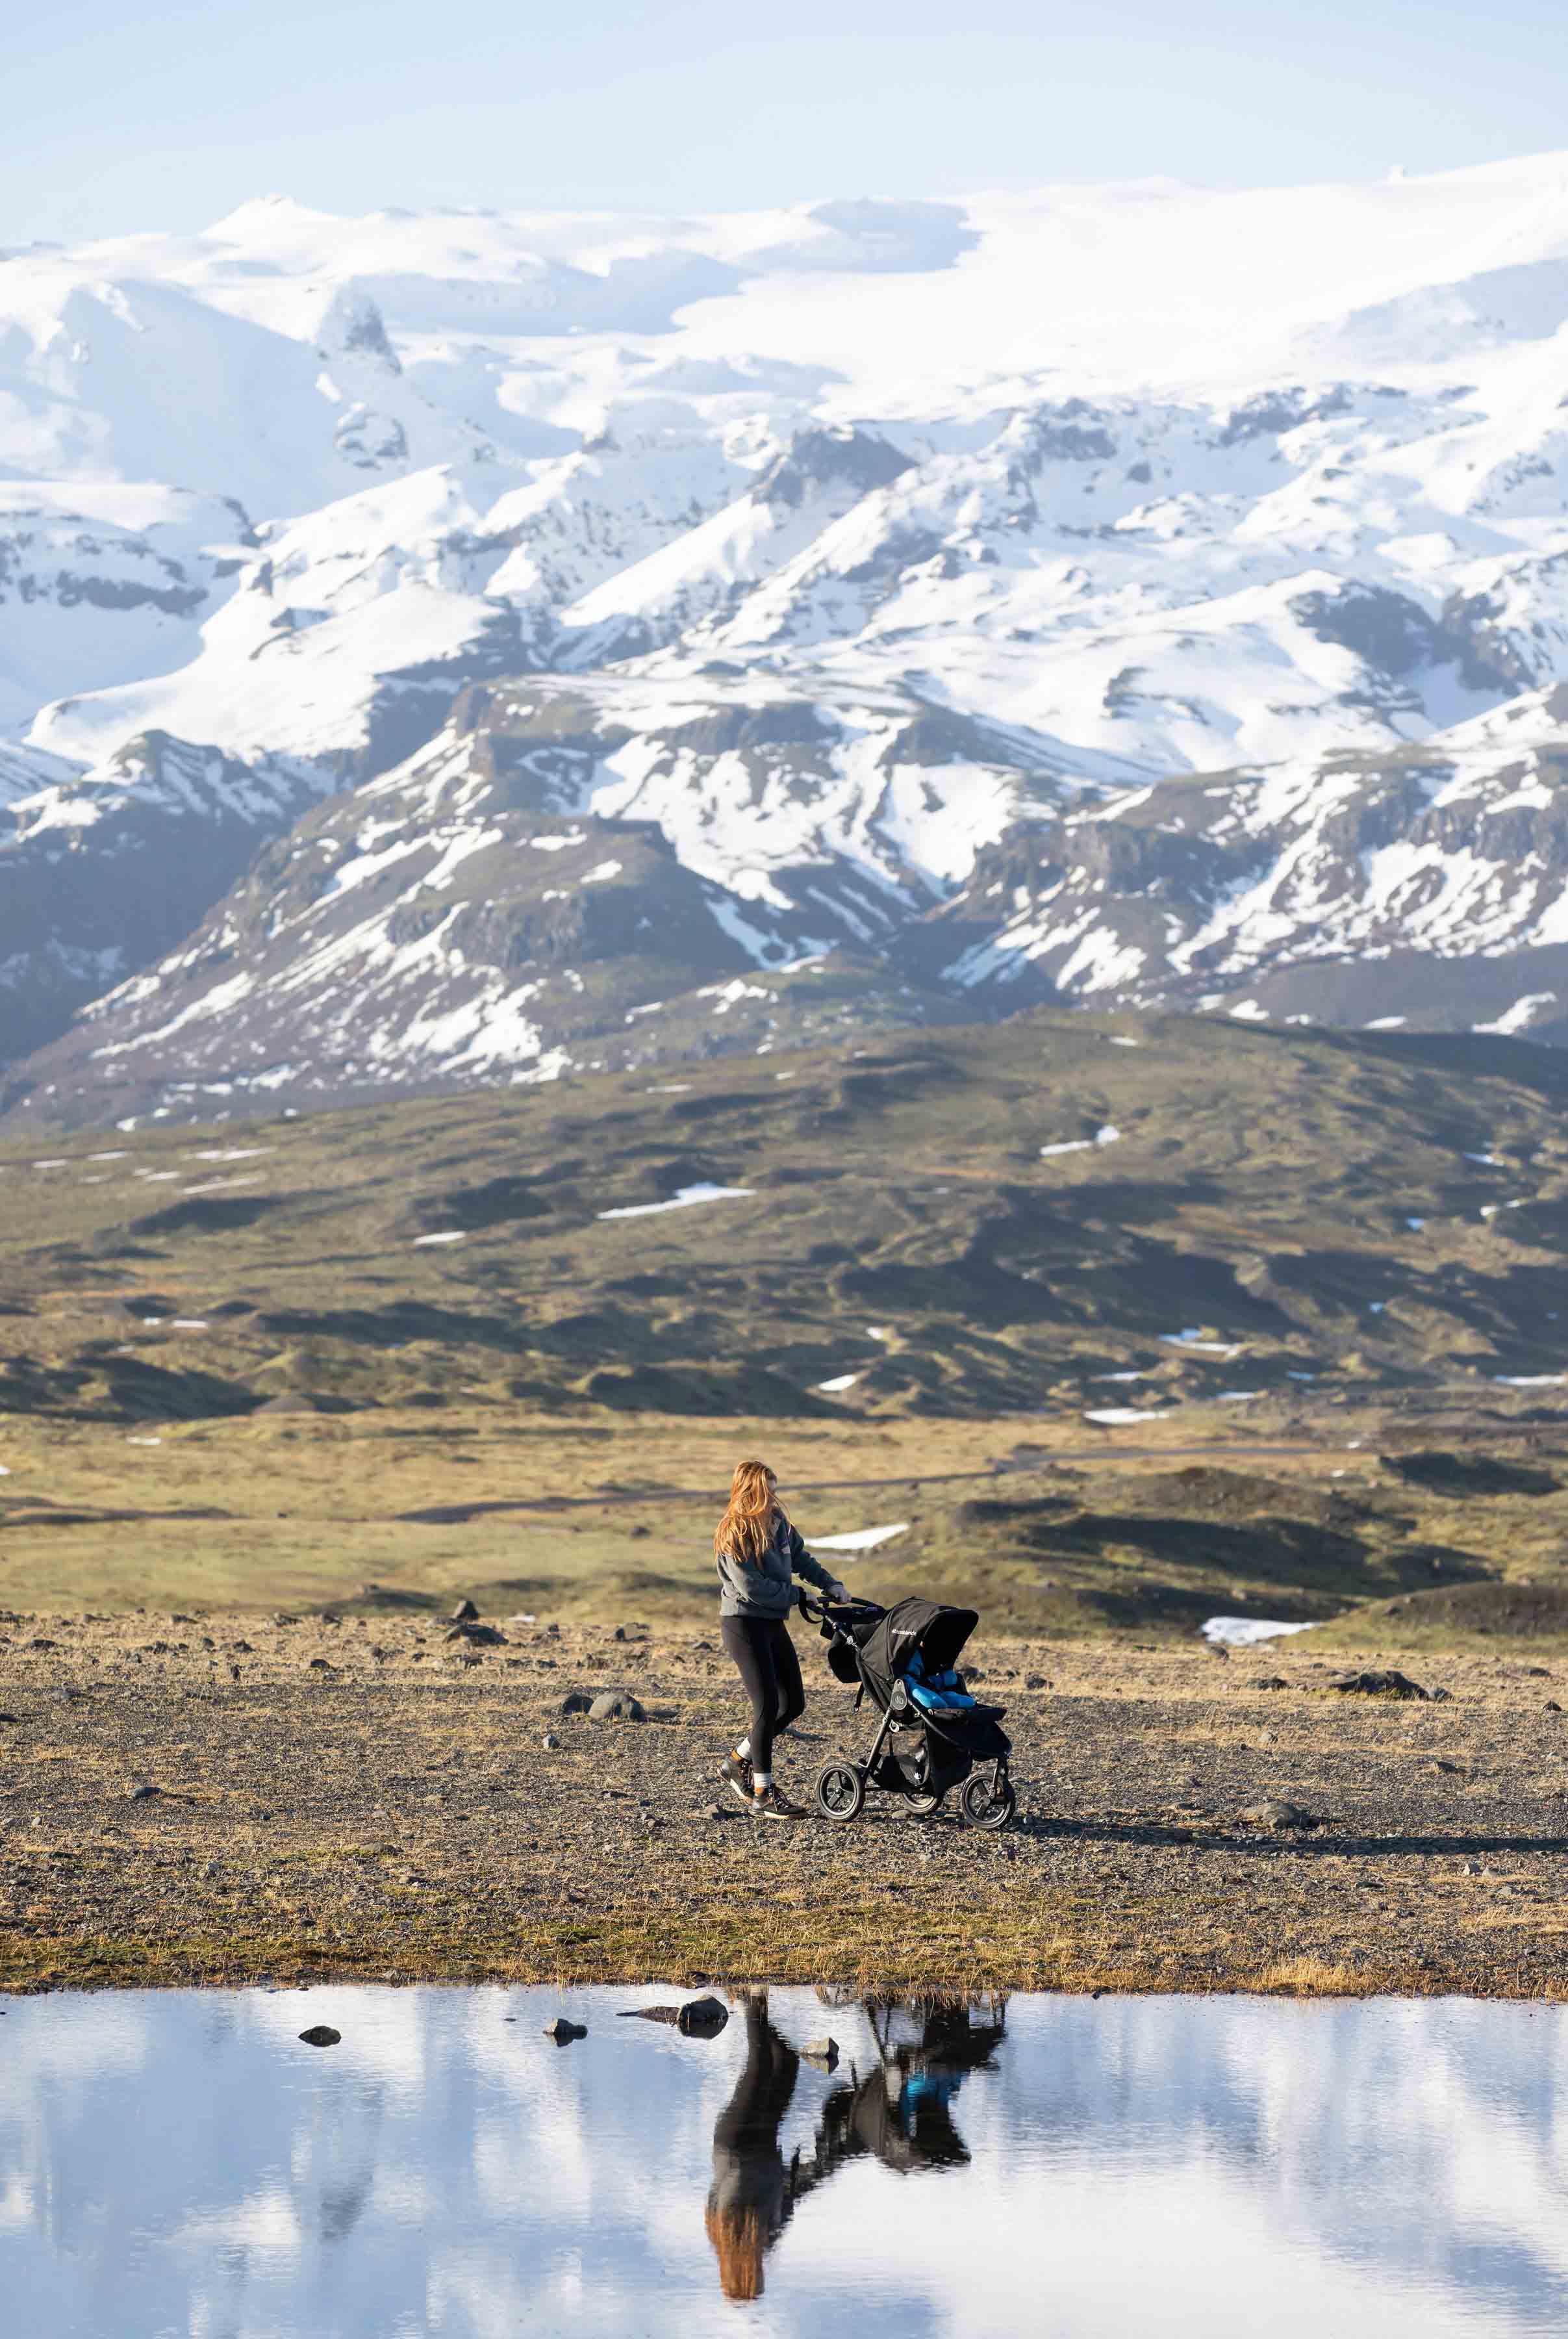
[812,1997,1008,2175]
[705,1994,1007,2301]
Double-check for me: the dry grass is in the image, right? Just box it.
[1252,1956,1367,1997]
[7,1401,1568,1655]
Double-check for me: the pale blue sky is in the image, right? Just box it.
[8,0,1567,243]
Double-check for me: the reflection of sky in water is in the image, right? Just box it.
[2,1986,1567,2336]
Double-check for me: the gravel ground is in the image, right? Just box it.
[4,1606,1568,1997]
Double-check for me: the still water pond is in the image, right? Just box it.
[3,1984,1567,2336]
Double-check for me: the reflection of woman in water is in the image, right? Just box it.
[705,1997,803,2301]
[705,1993,1008,2301]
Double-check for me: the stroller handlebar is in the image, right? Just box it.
[798,1587,885,1627]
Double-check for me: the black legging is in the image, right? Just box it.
[721,1615,805,1776]
[713,2004,800,2175]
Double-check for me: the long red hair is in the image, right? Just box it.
[714,1459,781,1566]
[705,2201,767,2299]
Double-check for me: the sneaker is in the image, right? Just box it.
[721,1754,753,1806]
[749,1783,805,1821]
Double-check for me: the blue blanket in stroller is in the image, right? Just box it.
[904,1650,976,1714]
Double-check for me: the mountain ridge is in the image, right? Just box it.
[10,160,1568,1124]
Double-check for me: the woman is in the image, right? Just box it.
[714,1459,848,1820]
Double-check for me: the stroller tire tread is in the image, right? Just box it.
[813,1756,866,1823]
[959,1772,1017,1831]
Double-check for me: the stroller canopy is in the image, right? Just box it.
[859,1598,978,1711]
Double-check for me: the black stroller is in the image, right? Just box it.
[798,1591,1015,1830]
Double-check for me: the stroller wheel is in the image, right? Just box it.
[904,1791,943,1817]
[813,1758,865,1823]
[960,1772,1017,1832]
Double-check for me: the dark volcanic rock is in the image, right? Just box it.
[588,1691,646,1722]
[1329,1670,1432,1700]
[542,2017,587,2045]
[616,1996,728,2037]
[1239,1799,1320,1832]
[677,1996,728,2038]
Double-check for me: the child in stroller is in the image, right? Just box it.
[797,1591,1016,1829]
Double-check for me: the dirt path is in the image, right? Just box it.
[4,1609,1568,1997]
[392,1445,1328,1526]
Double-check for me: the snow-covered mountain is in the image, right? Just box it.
[12,155,1568,1123]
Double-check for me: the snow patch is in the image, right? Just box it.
[598,1181,753,1220]
[1201,1617,1313,1647]
[1161,1330,1241,1357]
[1041,1125,1122,1159]
[1474,992,1558,1036]
[812,1522,909,1550]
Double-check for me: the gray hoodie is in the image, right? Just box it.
[717,1512,838,1620]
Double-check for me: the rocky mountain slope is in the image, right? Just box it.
[11,159,1568,1123]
